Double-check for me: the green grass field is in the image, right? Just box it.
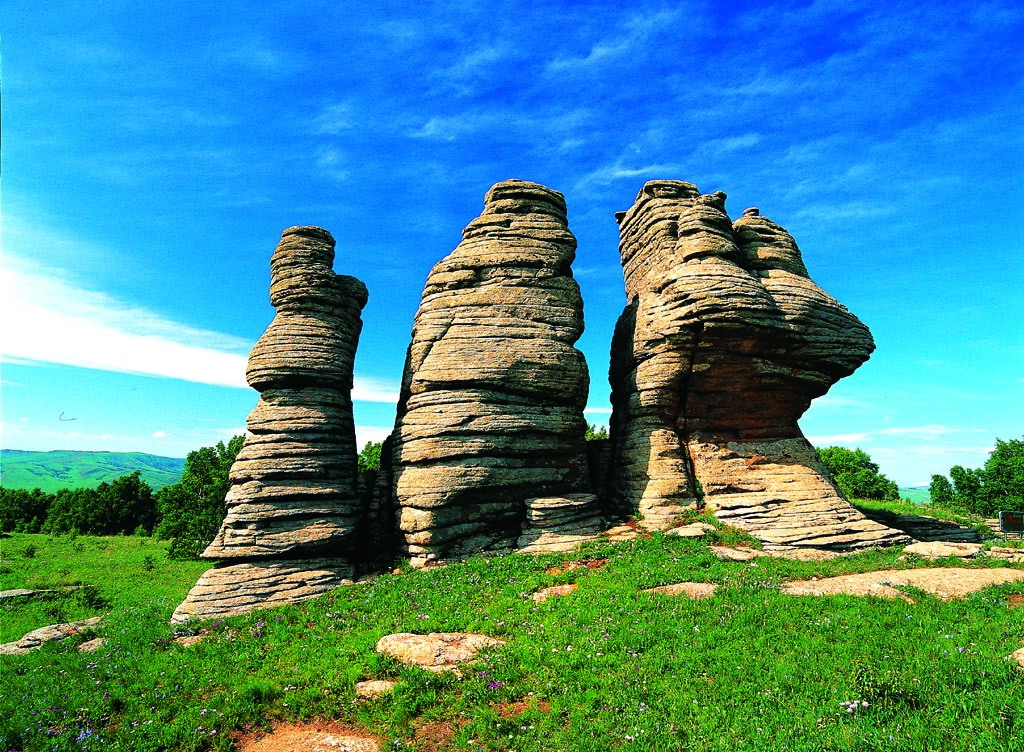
[1,525,1022,752]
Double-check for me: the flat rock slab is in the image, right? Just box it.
[355,680,397,699]
[0,586,83,601]
[531,584,578,603]
[782,568,1024,600]
[987,546,1024,563]
[643,582,719,598]
[1008,647,1024,670]
[904,541,983,558]
[376,632,505,673]
[77,637,107,653]
[710,545,838,562]
[171,558,355,623]
[666,522,716,538]
[0,616,102,655]
[235,720,379,752]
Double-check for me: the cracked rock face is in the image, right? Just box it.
[607,180,907,549]
[173,226,369,623]
[391,180,593,564]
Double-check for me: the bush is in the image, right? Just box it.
[816,446,899,501]
[357,441,383,473]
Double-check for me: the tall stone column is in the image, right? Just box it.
[392,180,598,565]
[173,226,370,622]
[608,181,908,550]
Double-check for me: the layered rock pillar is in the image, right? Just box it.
[172,226,370,622]
[391,180,598,564]
[608,181,907,549]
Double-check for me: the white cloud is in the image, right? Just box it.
[0,254,401,403]
[355,424,393,448]
[584,406,613,414]
[152,431,167,438]
[806,432,871,444]
[1,255,250,388]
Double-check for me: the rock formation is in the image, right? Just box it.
[390,180,598,565]
[173,226,371,623]
[607,180,908,549]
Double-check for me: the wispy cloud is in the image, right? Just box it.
[0,254,400,403]
[808,425,985,445]
[546,9,686,74]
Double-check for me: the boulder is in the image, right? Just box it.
[391,180,593,564]
[0,616,102,655]
[606,181,908,551]
[375,632,505,673]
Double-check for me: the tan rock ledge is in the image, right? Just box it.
[643,582,719,598]
[782,567,1024,600]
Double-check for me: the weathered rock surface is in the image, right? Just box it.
[607,181,908,550]
[0,616,102,655]
[665,522,716,538]
[375,632,505,673]
[531,583,578,602]
[517,494,604,553]
[355,679,397,699]
[903,541,983,559]
[391,180,592,564]
[642,582,719,598]
[173,226,370,622]
[781,567,1024,600]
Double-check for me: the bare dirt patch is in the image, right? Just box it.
[233,720,380,752]
[411,721,459,751]
[643,582,719,598]
[782,567,1024,600]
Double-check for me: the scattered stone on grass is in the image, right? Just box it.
[1008,647,1024,671]
[666,522,716,538]
[233,720,380,752]
[77,637,107,653]
[643,582,719,598]
[903,541,983,559]
[0,616,102,655]
[710,544,838,562]
[174,634,211,648]
[710,545,769,562]
[355,680,397,699]
[0,586,84,602]
[375,632,505,674]
[986,546,1024,563]
[531,584,578,603]
[782,567,1024,600]
[544,558,607,575]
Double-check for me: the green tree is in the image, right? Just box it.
[929,474,955,507]
[949,465,984,512]
[978,438,1024,513]
[155,435,244,559]
[0,487,52,533]
[585,423,609,441]
[357,440,383,473]
[816,446,900,501]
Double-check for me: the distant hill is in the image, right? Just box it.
[0,450,185,493]
[899,487,931,504]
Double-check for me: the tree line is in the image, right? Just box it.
[928,438,1023,517]
[3,435,1018,556]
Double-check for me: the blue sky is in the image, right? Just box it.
[1,0,1021,487]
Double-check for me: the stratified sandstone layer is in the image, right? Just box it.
[608,181,907,549]
[173,226,369,623]
[391,180,593,564]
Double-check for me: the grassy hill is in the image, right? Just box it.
[899,486,931,504]
[0,449,185,492]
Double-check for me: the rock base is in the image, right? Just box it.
[171,558,355,624]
